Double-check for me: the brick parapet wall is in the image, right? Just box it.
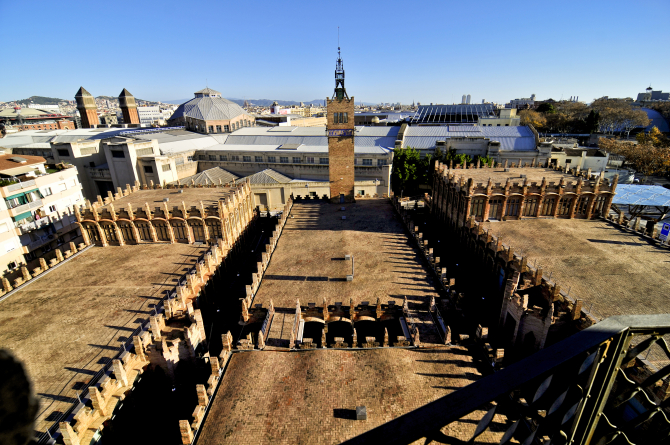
[432,160,618,225]
[76,180,255,247]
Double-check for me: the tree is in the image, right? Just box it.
[391,147,432,196]
[584,110,600,133]
[536,103,556,114]
[636,126,670,148]
[620,108,650,139]
[599,138,670,179]
[519,109,546,128]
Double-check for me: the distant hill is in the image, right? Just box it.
[228,98,326,107]
[11,96,67,105]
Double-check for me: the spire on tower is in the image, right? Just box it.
[333,31,349,101]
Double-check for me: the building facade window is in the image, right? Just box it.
[243,156,251,162]
[198,155,206,160]
[292,157,301,163]
[576,196,589,215]
[523,198,538,216]
[162,164,171,172]
[319,158,328,164]
[111,150,125,158]
[255,156,263,162]
[143,166,153,173]
[231,155,240,161]
[267,156,276,163]
[377,159,386,166]
[216,125,222,133]
[209,155,217,161]
[57,149,69,157]
[506,198,520,216]
[362,159,372,166]
[306,157,315,164]
[470,199,485,217]
[593,195,607,215]
[219,155,227,161]
[489,198,503,220]
[558,197,573,216]
[541,197,556,216]
[224,125,230,132]
[280,157,289,163]
[333,112,348,124]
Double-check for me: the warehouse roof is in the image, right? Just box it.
[403,125,536,151]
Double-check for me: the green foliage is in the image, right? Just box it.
[391,147,432,196]
[584,110,600,133]
[0,179,18,187]
[536,103,556,114]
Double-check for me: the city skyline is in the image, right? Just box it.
[1,0,669,105]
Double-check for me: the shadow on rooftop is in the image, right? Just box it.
[38,393,78,404]
[88,343,123,352]
[264,274,347,282]
[64,367,98,376]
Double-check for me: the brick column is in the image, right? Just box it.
[535,196,543,217]
[482,197,491,222]
[95,222,108,247]
[552,196,560,218]
[602,193,615,218]
[585,195,597,219]
[113,222,125,246]
[568,195,579,219]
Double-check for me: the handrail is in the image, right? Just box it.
[342,314,670,445]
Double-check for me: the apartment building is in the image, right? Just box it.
[0,155,84,275]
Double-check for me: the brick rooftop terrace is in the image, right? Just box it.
[449,166,587,185]
[200,201,508,443]
[0,243,207,433]
[100,187,236,210]
[479,218,670,320]
[252,200,443,346]
[199,349,507,444]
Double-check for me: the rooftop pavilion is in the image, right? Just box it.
[0,243,207,434]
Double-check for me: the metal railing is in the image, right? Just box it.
[88,168,111,179]
[343,315,670,445]
[5,179,36,193]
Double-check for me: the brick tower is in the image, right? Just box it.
[118,88,140,125]
[75,87,99,128]
[327,47,355,203]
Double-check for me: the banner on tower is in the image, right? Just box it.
[327,129,354,137]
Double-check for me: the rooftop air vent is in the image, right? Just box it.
[9,157,27,163]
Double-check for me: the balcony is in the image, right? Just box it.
[4,179,37,193]
[22,234,56,253]
[8,199,43,217]
[16,217,51,235]
[88,168,111,180]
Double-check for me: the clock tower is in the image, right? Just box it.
[326,47,355,203]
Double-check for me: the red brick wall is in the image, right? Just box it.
[80,109,99,128]
[122,107,140,125]
[327,97,355,202]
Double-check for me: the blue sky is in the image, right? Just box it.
[1,0,668,105]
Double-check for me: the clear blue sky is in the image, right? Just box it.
[1,0,668,105]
